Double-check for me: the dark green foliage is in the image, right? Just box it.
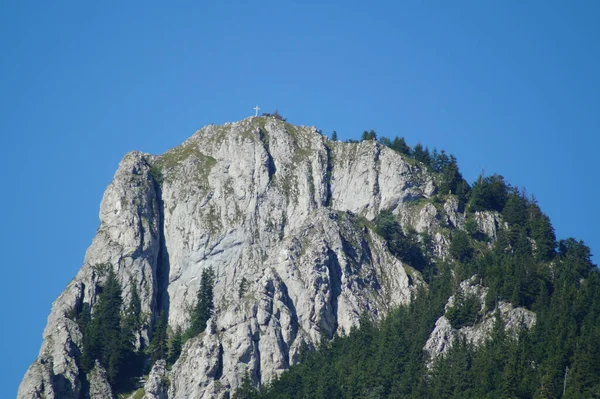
[167,326,183,366]
[232,372,259,399]
[378,136,392,147]
[79,268,135,389]
[187,267,215,338]
[527,202,556,262]
[373,211,428,271]
[446,291,481,329]
[557,238,593,281]
[449,230,473,263]
[361,129,377,141]
[122,281,142,350]
[429,150,470,202]
[380,136,411,155]
[390,136,410,154]
[91,269,125,384]
[127,283,142,327]
[78,303,94,372]
[464,216,479,238]
[331,131,338,141]
[502,192,527,227]
[261,109,287,121]
[429,335,475,397]
[412,143,431,166]
[148,311,168,365]
[239,277,249,299]
[469,174,509,212]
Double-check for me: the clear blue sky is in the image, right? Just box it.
[2,1,598,396]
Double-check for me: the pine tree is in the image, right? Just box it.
[148,310,168,364]
[188,267,215,337]
[331,131,338,141]
[86,267,127,386]
[361,130,377,141]
[78,303,94,373]
[536,371,556,399]
[122,281,142,351]
[238,277,248,299]
[390,136,410,154]
[446,291,480,329]
[126,281,142,328]
[469,174,509,212]
[168,326,183,365]
[233,372,258,399]
[449,230,473,263]
[379,136,391,148]
[412,143,431,166]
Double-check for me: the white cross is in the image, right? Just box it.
[254,105,260,117]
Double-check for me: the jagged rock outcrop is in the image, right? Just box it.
[444,197,464,229]
[19,117,476,398]
[424,277,536,364]
[474,210,503,240]
[143,360,169,399]
[88,362,113,399]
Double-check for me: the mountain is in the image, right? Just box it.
[18,116,598,399]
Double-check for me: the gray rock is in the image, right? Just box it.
[18,314,83,399]
[474,210,503,240]
[444,196,464,229]
[144,360,169,399]
[414,203,440,234]
[88,361,113,399]
[19,117,444,399]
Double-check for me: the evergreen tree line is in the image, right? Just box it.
[234,173,599,398]
[71,266,216,393]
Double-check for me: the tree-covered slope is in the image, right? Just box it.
[235,132,599,399]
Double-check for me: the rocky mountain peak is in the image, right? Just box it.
[18,117,499,399]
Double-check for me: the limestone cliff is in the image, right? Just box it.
[18,117,506,399]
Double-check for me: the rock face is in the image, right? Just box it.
[143,360,169,399]
[88,362,113,399]
[18,117,505,398]
[424,277,536,364]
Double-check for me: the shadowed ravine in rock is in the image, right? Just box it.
[152,174,171,325]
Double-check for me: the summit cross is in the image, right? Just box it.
[254,105,260,117]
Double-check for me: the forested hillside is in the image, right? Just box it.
[234,134,599,399]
